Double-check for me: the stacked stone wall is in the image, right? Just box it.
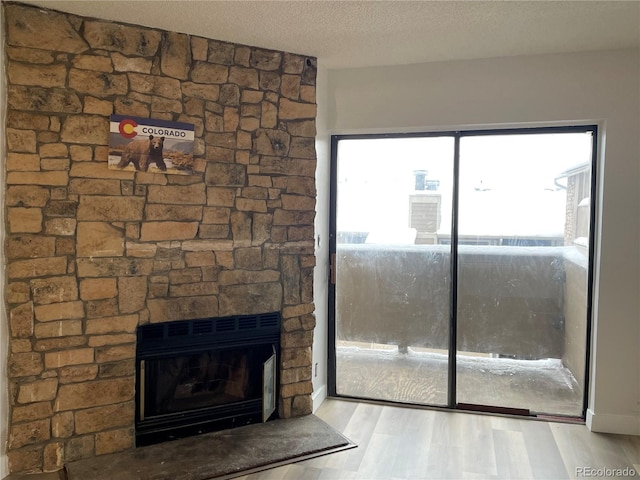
[3,3,317,473]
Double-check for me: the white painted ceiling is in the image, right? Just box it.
[16,1,640,68]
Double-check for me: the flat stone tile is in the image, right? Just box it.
[66,415,355,480]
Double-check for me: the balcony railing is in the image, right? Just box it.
[335,243,588,390]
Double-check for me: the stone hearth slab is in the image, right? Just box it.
[65,415,355,479]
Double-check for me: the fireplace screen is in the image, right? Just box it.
[263,346,276,422]
[141,345,275,419]
[135,313,281,446]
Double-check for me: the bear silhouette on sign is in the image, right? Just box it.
[117,135,166,172]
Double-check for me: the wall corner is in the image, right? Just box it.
[312,63,330,412]
[1,2,10,477]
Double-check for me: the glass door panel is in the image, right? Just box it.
[455,132,593,416]
[334,136,454,406]
[331,127,594,418]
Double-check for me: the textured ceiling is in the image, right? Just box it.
[14,1,640,68]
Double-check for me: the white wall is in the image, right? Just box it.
[312,64,330,410]
[319,49,640,434]
[1,4,9,475]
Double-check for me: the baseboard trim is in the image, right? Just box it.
[586,409,640,435]
[312,384,327,413]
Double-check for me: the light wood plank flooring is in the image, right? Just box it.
[239,398,640,480]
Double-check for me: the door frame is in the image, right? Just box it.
[327,125,598,419]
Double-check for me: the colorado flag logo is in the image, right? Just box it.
[118,118,138,139]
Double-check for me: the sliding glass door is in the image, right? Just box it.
[455,132,594,416]
[330,127,596,418]
[332,136,453,406]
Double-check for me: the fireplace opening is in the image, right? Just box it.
[135,312,280,447]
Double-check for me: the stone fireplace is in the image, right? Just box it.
[3,3,317,474]
[135,312,281,446]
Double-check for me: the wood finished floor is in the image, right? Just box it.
[238,398,640,480]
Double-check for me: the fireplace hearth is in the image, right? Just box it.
[135,313,281,446]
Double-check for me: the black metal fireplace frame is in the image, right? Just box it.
[135,312,281,446]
